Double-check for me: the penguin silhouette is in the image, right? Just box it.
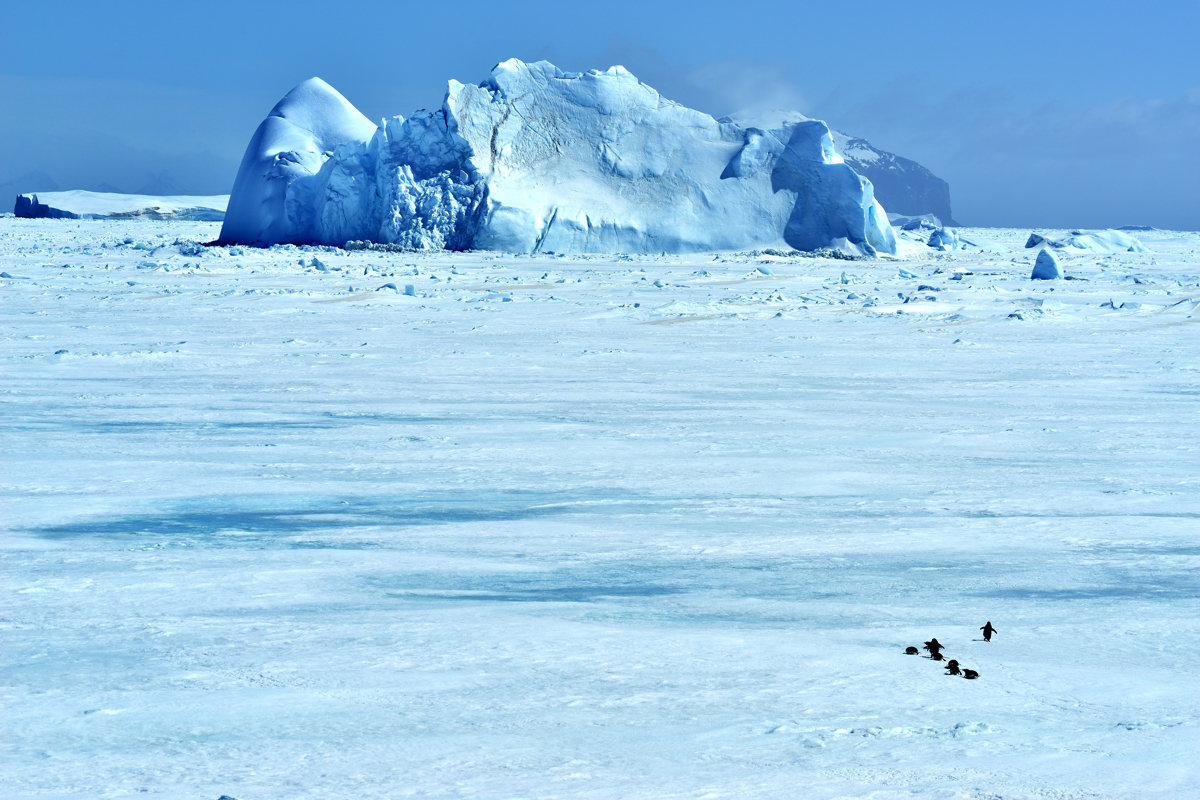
[980,621,997,642]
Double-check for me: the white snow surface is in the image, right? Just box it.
[221,60,897,256]
[1062,230,1148,253]
[14,190,228,220]
[2,218,1199,799]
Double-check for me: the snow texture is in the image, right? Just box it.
[1026,229,1148,253]
[220,61,897,256]
[14,190,228,221]
[3,218,1199,800]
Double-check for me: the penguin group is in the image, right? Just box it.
[902,622,996,680]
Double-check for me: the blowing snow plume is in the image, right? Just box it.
[219,60,897,256]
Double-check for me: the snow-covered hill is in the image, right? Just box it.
[220,61,897,256]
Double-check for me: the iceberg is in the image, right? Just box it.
[927,227,960,251]
[1031,248,1063,280]
[219,60,897,256]
[725,110,955,226]
[890,212,945,230]
[218,77,379,246]
[14,190,228,221]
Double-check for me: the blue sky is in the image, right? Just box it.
[2,0,1197,228]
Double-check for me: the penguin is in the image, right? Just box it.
[962,669,979,680]
[905,646,920,655]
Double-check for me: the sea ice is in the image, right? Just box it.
[3,219,1197,800]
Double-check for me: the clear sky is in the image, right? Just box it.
[3,0,1197,229]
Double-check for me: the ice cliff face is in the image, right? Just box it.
[220,60,897,256]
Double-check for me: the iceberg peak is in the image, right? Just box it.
[218,76,376,245]
[266,77,376,147]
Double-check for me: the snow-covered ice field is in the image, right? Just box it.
[2,219,1198,799]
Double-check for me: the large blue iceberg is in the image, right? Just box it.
[219,60,897,256]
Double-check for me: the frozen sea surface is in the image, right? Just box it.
[2,219,1198,799]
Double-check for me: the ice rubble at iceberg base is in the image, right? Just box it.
[219,60,898,257]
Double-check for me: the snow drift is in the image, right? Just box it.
[1026,230,1148,253]
[219,60,897,256]
[14,191,228,221]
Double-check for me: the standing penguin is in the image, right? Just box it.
[924,638,945,658]
[980,621,997,642]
